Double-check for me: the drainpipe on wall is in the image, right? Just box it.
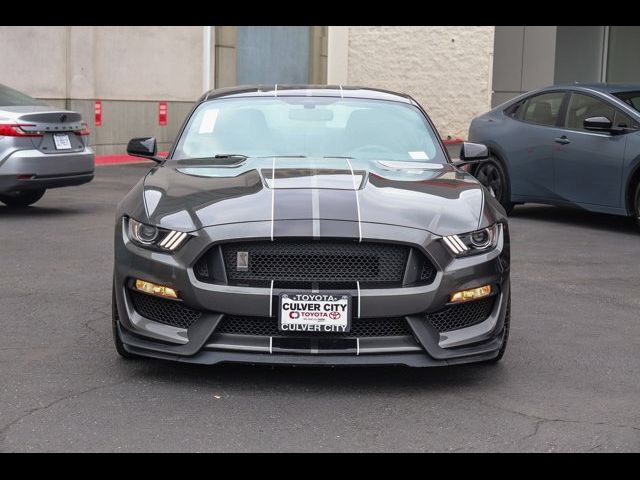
[65,26,71,110]
[327,26,349,85]
[203,26,213,93]
[488,52,494,108]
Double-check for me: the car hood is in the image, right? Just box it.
[141,157,485,237]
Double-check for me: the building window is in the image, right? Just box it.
[215,26,328,89]
[606,26,640,83]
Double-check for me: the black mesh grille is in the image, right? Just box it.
[215,316,412,338]
[219,240,412,288]
[195,259,209,279]
[420,261,436,283]
[427,296,495,333]
[130,291,202,329]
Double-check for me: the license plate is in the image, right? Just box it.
[53,133,72,150]
[279,293,351,333]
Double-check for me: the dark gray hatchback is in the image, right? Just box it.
[469,83,640,226]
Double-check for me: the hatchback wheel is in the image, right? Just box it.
[474,158,514,215]
[0,189,46,208]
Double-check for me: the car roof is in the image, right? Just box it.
[546,83,640,94]
[198,85,414,104]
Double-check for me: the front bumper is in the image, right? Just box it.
[0,147,95,193]
[113,220,510,367]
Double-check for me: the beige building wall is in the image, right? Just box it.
[1,26,492,151]
[0,26,208,101]
[0,26,68,98]
[335,26,495,139]
[0,26,210,155]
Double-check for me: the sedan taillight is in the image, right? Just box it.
[75,122,91,136]
[0,123,43,137]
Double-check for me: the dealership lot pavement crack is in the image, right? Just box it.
[0,379,131,448]
[462,394,640,442]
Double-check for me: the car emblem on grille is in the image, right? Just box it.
[60,113,67,122]
[237,251,249,271]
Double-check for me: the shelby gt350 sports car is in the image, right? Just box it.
[112,85,511,367]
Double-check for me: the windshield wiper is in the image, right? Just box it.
[255,155,307,159]
[213,153,248,159]
[323,156,354,159]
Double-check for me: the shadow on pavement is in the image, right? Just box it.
[512,204,638,234]
[0,206,89,217]
[117,357,507,394]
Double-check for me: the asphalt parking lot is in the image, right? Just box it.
[1,163,639,452]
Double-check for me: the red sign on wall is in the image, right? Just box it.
[159,102,168,126]
[94,101,102,126]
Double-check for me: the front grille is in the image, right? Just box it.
[215,315,412,338]
[195,260,209,279]
[218,240,413,288]
[427,296,495,333]
[420,261,436,283]
[130,290,202,329]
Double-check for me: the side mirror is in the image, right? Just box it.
[126,137,164,163]
[583,116,612,132]
[452,142,489,167]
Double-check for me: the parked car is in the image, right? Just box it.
[112,85,511,367]
[468,83,640,226]
[0,83,94,208]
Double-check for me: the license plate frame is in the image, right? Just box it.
[279,293,351,334]
[53,133,72,150]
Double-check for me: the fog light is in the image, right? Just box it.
[134,279,179,299]
[450,285,492,303]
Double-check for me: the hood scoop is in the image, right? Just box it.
[377,160,443,171]
[262,168,365,190]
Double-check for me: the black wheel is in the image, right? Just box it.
[474,157,514,215]
[0,189,46,208]
[112,282,137,359]
[485,294,510,364]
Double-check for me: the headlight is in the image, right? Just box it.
[126,218,190,252]
[442,224,500,256]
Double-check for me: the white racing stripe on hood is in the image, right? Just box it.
[270,156,275,241]
[345,158,363,242]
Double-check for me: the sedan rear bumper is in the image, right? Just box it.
[0,147,94,193]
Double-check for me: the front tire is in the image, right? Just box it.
[112,282,137,359]
[0,189,46,208]
[474,157,514,215]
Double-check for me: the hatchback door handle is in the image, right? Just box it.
[554,136,571,145]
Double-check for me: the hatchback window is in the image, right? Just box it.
[0,83,47,107]
[520,92,565,126]
[612,90,640,112]
[613,110,637,129]
[173,97,446,163]
[565,93,615,131]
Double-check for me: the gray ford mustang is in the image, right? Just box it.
[112,85,511,367]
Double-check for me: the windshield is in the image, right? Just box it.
[0,83,48,107]
[173,96,446,163]
[612,91,640,112]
